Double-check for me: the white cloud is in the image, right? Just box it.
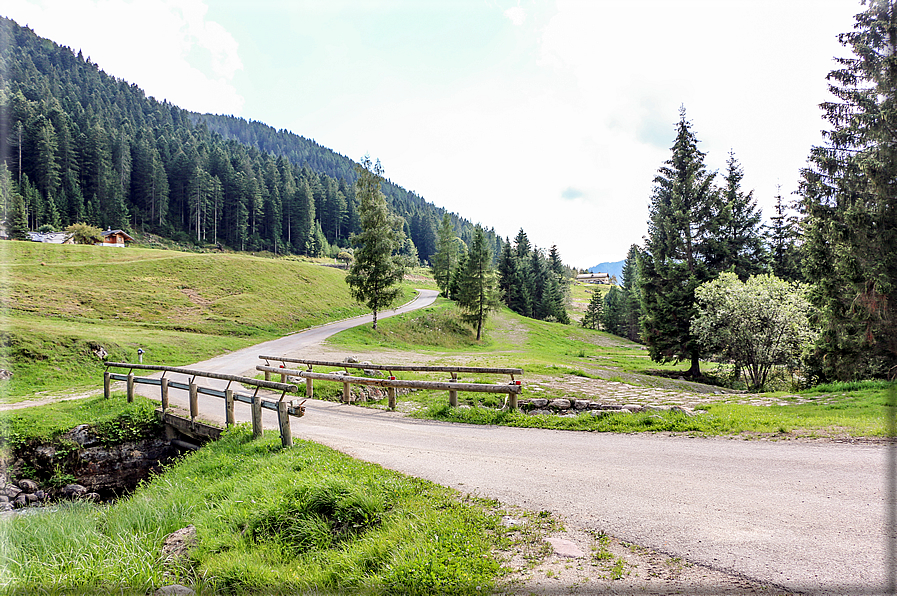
[504,5,526,26]
[3,0,244,115]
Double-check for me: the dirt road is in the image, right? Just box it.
[137,288,887,595]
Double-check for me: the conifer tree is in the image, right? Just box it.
[432,213,459,296]
[639,108,719,377]
[801,0,897,379]
[345,156,404,330]
[620,244,642,341]
[581,288,604,330]
[456,226,500,340]
[603,285,625,336]
[768,186,803,282]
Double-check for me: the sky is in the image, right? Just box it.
[3,0,862,267]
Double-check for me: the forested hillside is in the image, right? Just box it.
[0,17,500,262]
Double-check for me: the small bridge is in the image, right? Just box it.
[103,362,304,447]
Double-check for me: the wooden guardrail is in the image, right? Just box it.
[103,362,303,447]
[257,356,523,411]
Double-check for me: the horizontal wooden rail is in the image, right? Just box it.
[103,362,302,447]
[258,364,521,411]
[105,361,297,392]
[258,355,523,377]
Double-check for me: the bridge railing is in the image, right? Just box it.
[257,356,523,411]
[103,362,302,447]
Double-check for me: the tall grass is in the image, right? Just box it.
[2,426,503,595]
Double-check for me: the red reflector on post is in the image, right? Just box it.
[279,365,284,368]
[515,380,521,385]
[389,376,396,380]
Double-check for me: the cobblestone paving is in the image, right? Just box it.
[526,375,836,408]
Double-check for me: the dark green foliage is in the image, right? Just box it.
[767,186,804,282]
[800,0,897,380]
[0,16,502,259]
[603,285,625,335]
[639,109,719,376]
[455,226,500,340]
[620,244,642,342]
[432,214,460,296]
[345,157,405,330]
[495,228,570,324]
[581,289,603,329]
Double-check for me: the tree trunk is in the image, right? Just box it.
[372,308,378,330]
[688,352,701,377]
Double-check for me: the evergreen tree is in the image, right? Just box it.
[431,213,459,296]
[800,0,897,379]
[603,285,625,336]
[639,108,719,377]
[768,186,803,282]
[620,244,642,342]
[345,156,404,330]
[456,226,500,340]
[709,151,768,280]
[8,189,29,240]
[581,288,604,330]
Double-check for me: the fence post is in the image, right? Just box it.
[225,389,235,427]
[252,395,263,438]
[343,382,351,403]
[278,401,292,448]
[127,373,135,403]
[306,376,314,399]
[189,383,198,424]
[509,391,518,410]
[160,377,169,411]
[264,370,272,382]
[449,390,458,407]
[103,372,111,399]
[388,387,396,411]
[280,371,287,384]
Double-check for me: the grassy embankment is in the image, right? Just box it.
[0,242,418,402]
[324,299,893,438]
[1,394,538,595]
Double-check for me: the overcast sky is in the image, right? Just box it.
[4,0,861,267]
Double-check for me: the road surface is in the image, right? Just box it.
[138,288,890,595]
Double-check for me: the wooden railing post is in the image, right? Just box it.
[343,382,351,403]
[252,395,263,438]
[449,390,458,407]
[388,387,396,411]
[103,372,111,399]
[278,401,292,448]
[189,383,198,423]
[127,373,135,403]
[509,392,518,410]
[280,370,287,384]
[160,377,169,411]
[306,376,314,399]
[225,389,235,426]
[264,370,272,382]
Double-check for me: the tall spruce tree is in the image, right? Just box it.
[581,288,604,330]
[639,108,719,377]
[768,186,803,282]
[800,0,897,379]
[345,156,404,330]
[456,226,499,340]
[620,244,642,342]
[432,213,459,296]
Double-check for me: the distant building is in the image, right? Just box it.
[99,229,135,247]
[27,231,71,244]
[576,272,610,284]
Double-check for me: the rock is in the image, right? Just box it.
[18,479,39,492]
[589,410,606,417]
[343,356,359,364]
[93,346,108,360]
[62,484,87,499]
[154,585,195,596]
[573,400,591,410]
[13,495,27,508]
[501,516,522,527]
[528,409,551,416]
[65,424,100,447]
[161,526,197,566]
[83,492,101,502]
[645,404,671,412]
[0,485,22,499]
[587,402,604,410]
[546,537,585,558]
[529,398,549,408]
[622,404,644,412]
[359,362,383,377]
[24,493,38,504]
[0,495,8,503]
[671,405,699,417]
[0,502,13,512]
[612,409,633,415]
[0,369,12,381]
[600,404,623,410]
[34,490,46,501]
[548,399,571,410]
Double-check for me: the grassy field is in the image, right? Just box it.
[0,396,531,595]
[325,300,894,438]
[0,242,408,402]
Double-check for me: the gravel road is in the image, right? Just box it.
[137,288,890,595]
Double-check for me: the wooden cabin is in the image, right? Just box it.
[99,229,134,247]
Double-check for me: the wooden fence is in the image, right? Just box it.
[103,362,303,447]
[257,356,523,410]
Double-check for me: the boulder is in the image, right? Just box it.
[528,409,552,416]
[622,404,644,412]
[62,484,87,499]
[589,410,606,417]
[154,586,195,596]
[65,424,100,447]
[161,525,197,567]
[548,399,571,410]
[343,356,359,364]
[600,404,623,410]
[13,495,27,508]
[573,400,591,410]
[0,369,11,381]
[18,479,39,493]
[546,537,585,558]
[645,404,671,412]
[529,398,549,408]
[0,485,22,499]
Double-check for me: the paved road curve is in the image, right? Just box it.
[143,288,889,595]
